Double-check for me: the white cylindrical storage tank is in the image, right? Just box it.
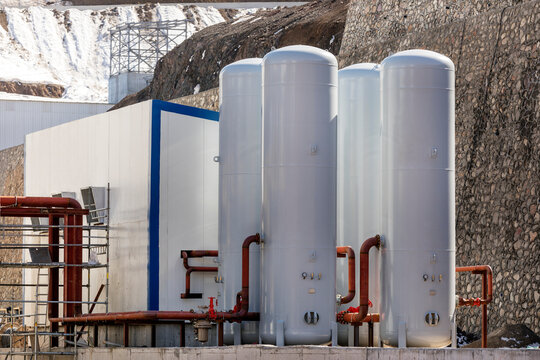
[260,45,337,345]
[218,58,262,344]
[336,63,381,346]
[380,49,455,347]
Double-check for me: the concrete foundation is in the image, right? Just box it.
[108,72,153,104]
[76,346,539,360]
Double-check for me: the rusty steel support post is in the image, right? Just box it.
[368,321,374,347]
[123,323,129,347]
[179,321,185,347]
[218,321,224,346]
[48,215,60,348]
[482,271,488,348]
[93,325,99,347]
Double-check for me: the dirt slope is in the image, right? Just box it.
[112,0,348,109]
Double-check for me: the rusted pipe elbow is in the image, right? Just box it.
[337,246,355,304]
[239,234,261,315]
[0,196,83,209]
[357,235,380,323]
[456,265,493,306]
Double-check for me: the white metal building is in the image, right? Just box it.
[0,99,111,151]
[24,100,219,344]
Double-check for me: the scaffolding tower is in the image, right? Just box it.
[0,191,110,358]
[109,19,189,76]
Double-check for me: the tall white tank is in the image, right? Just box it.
[260,45,337,345]
[336,63,381,346]
[380,49,455,347]
[218,58,262,344]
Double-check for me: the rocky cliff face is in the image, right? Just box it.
[112,0,348,109]
[0,145,24,307]
[340,0,540,335]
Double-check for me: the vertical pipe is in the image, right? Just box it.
[64,214,73,318]
[48,215,59,348]
[75,214,83,315]
[482,273,487,348]
[353,326,359,347]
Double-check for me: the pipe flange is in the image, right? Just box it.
[336,310,348,324]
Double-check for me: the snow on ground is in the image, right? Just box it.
[0,4,227,102]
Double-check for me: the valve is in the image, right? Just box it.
[208,297,217,321]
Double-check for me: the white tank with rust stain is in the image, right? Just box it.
[380,49,455,347]
[218,58,262,344]
[336,63,381,346]
[260,45,337,345]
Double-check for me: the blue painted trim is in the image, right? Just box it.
[147,100,219,310]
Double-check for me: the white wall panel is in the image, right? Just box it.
[158,110,219,311]
[0,100,110,151]
[24,100,219,337]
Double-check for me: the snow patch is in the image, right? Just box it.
[0,4,227,102]
[193,84,200,95]
[501,337,520,343]
[232,15,253,25]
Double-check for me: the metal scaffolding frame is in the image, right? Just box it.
[0,191,110,359]
[109,19,189,76]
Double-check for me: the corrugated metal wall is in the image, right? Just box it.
[0,100,111,150]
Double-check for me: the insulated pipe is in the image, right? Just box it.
[180,250,219,299]
[337,246,356,305]
[456,265,493,348]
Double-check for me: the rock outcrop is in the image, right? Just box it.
[112,0,348,109]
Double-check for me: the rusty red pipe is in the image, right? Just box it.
[337,246,355,304]
[341,312,379,324]
[232,233,261,318]
[0,196,82,210]
[0,196,86,319]
[456,265,493,348]
[337,235,380,325]
[52,234,262,326]
[50,310,259,324]
[180,250,219,299]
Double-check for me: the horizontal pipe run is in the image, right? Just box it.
[0,196,83,209]
[337,246,355,304]
[341,312,380,324]
[50,311,260,324]
[0,209,88,217]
